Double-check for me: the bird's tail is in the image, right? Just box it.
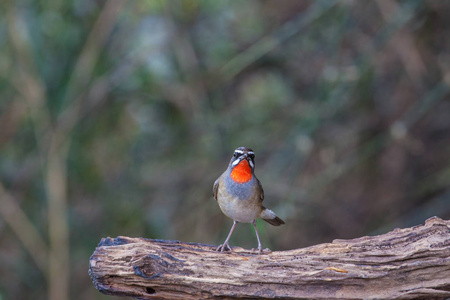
[261,207,285,226]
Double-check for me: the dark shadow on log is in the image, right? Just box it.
[89,217,450,299]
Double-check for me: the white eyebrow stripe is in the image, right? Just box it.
[248,151,255,155]
[234,150,244,154]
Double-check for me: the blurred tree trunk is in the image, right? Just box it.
[90,217,450,299]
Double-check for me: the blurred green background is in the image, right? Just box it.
[1,0,450,299]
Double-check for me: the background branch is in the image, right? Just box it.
[0,183,48,274]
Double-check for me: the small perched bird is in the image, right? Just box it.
[213,147,285,254]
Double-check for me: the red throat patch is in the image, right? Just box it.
[230,160,252,183]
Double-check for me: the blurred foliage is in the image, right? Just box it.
[1,0,450,299]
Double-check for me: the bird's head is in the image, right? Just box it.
[229,147,255,183]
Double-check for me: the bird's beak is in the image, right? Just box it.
[235,153,248,165]
[242,153,251,162]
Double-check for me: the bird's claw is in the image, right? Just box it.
[251,247,263,254]
[251,247,271,255]
[216,243,232,252]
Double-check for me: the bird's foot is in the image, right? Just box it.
[251,247,271,255]
[216,243,232,252]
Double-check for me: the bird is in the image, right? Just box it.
[213,147,285,254]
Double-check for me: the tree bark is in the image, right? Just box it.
[89,217,450,299]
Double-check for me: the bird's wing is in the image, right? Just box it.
[213,179,219,201]
[257,178,264,203]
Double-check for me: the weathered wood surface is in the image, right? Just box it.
[89,217,450,299]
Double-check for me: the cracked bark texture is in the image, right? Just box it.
[89,217,450,299]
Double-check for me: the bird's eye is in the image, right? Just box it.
[249,154,255,159]
[233,152,239,158]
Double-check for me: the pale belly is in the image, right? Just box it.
[217,188,262,223]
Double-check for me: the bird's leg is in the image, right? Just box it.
[252,220,263,254]
[216,220,237,252]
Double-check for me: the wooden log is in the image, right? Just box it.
[89,216,450,299]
